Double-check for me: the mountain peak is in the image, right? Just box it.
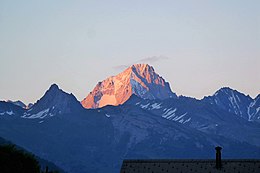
[81,64,176,109]
[43,84,65,102]
[7,100,26,109]
[214,87,252,99]
[49,83,59,90]
[46,84,61,95]
[129,64,156,80]
[130,63,153,72]
[203,87,254,121]
[23,84,82,119]
[7,100,33,109]
[214,87,235,96]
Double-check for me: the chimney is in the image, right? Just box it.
[215,146,222,169]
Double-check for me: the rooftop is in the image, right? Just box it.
[121,159,260,173]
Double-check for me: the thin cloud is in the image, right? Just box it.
[113,56,169,71]
[113,65,129,71]
[137,56,169,64]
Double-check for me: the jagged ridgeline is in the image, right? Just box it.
[81,64,177,108]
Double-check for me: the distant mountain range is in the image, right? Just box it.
[7,100,33,109]
[0,64,259,173]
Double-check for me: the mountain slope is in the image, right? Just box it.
[0,101,25,116]
[124,94,260,147]
[81,64,176,108]
[7,100,33,109]
[23,84,83,119]
[102,103,260,159]
[7,100,26,108]
[248,95,260,122]
[202,87,259,121]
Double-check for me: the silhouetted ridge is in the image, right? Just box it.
[0,101,25,116]
[22,84,83,118]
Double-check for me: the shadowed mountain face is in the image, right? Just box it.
[22,84,83,119]
[0,101,25,116]
[202,87,260,122]
[124,94,260,147]
[7,100,33,109]
[7,100,26,109]
[249,95,260,122]
[81,64,176,108]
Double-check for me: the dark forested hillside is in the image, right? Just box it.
[0,137,63,173]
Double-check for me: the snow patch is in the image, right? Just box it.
[166,113,176,120]
[173,112,187,121]
[179,119,184,123]
[247,96,260,121]
[228,91,241,116]
[236,95,241,102]
[6,111,14,115]
[140,103,150,109]
[183,117,191,124]
[162,108,177,118]
[150,103,162,110]
[25,109,49,119]
[0,111,15,116]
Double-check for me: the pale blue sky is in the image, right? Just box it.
[0,0,259,104]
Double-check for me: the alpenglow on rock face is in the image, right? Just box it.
[81,64,176,108]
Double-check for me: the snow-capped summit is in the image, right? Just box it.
[23,84,83,119]
[81,64,176,108]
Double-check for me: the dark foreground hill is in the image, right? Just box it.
[0,137,65,173]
